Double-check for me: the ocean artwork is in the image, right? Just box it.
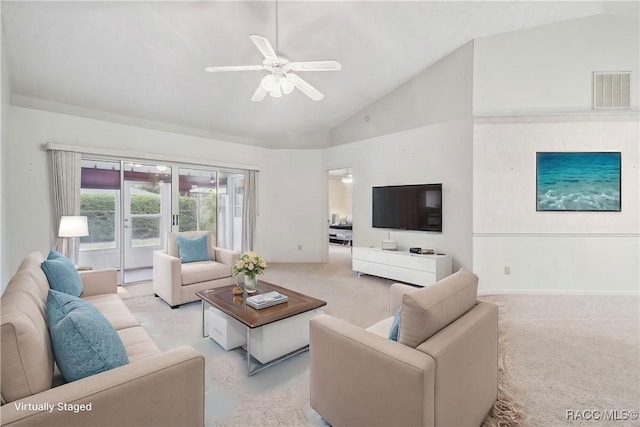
[536,152,621,211]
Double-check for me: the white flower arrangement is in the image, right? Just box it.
[232,251,267,278]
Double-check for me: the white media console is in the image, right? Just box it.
[352,247,452,286]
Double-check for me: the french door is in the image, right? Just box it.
[121,164,172,283]
[79,158,244,284]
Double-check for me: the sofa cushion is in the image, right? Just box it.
[167,231,216,261]
[46,290,129,382]
[177,235,210,263]
[41,256,83,297]
[83,294,140,330]
[365,316,395,338]
[0,272,54,403]
[398,269,479,348]
[117,326,162,363]
[18,252,50,300]
[181,261,232,286]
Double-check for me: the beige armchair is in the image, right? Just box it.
[310,269,498,427]
[153,231,240,308]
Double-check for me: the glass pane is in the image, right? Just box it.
[129,182,161,247]
[130,183,161,214]
[80,189,117,249]
[80,159,121,251]
[217,172,244,251]
[179,168,217,239]
[131,216,161,247]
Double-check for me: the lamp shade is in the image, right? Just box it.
[58,216,89,238]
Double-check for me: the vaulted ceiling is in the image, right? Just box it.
[2,1,626,148]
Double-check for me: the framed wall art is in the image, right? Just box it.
[536,152,621,212]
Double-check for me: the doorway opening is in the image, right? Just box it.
[327,168,353,248]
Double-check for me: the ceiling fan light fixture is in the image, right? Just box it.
[280,75,294,94]
[270,83,283,98]
[261,74,277,91]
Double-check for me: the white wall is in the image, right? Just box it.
[472,12,640,293]
[473,119,639,293]
[474,14,639,115]
[258,148,325,263]
[325,117,473,271]
[330,41,474,146]
[325,41,474,271]
[3,106,325,282]
[1,11,10,291]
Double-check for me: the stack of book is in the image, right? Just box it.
[246,291,288,309]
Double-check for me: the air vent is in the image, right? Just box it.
[593,72,631,109]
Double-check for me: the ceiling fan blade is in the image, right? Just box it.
[286,73,324,101]
[205,65,265,72]
[249,34,277,60]
[251,84,268,102]
[288,60,342,72]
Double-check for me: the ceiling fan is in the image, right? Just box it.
[204,1,341,102]
[205,34,341,102]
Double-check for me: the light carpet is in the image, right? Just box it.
[121,246,638,426]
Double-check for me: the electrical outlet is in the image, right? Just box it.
[298,244,302,250]
[504,266,511,275]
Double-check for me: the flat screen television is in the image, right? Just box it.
[372,183,442,232]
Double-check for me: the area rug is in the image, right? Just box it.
[479,293,638,427]
[479,298,525,427]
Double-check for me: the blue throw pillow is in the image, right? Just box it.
[46,290,129,382]
[41,256,83,297]
[177,235,210,263]
[388,308,402,341]
[47,249,66,260]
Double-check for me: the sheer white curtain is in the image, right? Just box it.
[241,170,258,253]
[49,150,82,256]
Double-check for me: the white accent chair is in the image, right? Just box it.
[153,231,240,308]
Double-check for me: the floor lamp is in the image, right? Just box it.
[58,216,89,266]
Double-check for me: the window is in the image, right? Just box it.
[179,168,217,237]
[129,182,162,247]
[80,160,120,251]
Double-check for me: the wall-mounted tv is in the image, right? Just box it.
[372,183,442,232]
[536,152,621,212]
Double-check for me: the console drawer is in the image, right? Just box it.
[388,252,436,272]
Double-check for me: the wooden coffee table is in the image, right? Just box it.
[196,280,326,375]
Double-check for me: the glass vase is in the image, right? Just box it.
[244,274,258,294]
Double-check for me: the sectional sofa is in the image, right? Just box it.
[1,252,204,427]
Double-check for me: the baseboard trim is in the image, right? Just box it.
[478,289,639,297]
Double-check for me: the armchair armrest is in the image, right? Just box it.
[416,301,498,427]
[0,346,204,427]
[389,282,419,315]
[213,247,240,267]
[79,268,117,296]
[310,314,435,427]
[152,251,182,306]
